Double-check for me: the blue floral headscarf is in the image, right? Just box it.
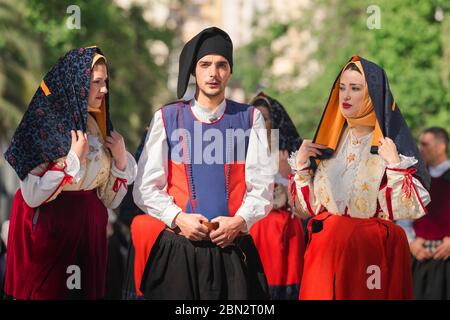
[4,46,113,180]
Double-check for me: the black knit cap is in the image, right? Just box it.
[177,27,233,99]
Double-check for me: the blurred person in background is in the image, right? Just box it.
[403,127,450,299]
[249,92,305,300]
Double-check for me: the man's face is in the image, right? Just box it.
[418,132,443,165]
[194,54,231,98]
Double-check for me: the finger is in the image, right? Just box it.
[433,249,443,259]
[378,138,385,145]
[301,139,312,145]
[109,131,118,139]
[193,230,209,239]
[71,130,77,144]
[309,148,323,156]
[310,143,328,149]
[188,234,202,241]
[433,252,442,260]
[209,229,224,241]
[84,133,88,141]
[77,130,84,140]
[211,233,227,244]
[197,224,209,234]
[105,137,115,144]
[309,150,322,158]
[220,242,231,248]
[196,214,209,221]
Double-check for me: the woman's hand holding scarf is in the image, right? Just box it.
[70,130,88,164]
[105,130,127,171]
[295,139,327,168]
[378,137,401,165]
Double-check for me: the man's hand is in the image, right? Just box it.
[210,216,246,248]
[174,212,209,241]
[433,237,450,260]
[410,237,432,261]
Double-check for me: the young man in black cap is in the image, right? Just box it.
[129,27,274,299]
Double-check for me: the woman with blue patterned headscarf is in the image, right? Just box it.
[3,47,137,299]
[249,92,305,300]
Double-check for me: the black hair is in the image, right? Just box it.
[423,127,449,152]
[344,62,362,74]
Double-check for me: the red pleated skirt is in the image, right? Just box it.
[250,209,305,299]
[4,189,108,300]
[299,212,413,300]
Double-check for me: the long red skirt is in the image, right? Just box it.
[250,209,305,299]
[299,212,413,300]
[4,189,108,300]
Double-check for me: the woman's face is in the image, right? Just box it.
[88,63,108,109]
[338,69,365,118]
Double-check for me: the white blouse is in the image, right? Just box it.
[133,98,274,230]
[20,114,137,209]
[289,128,431,220]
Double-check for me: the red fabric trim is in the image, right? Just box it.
[411,180,428,215]
[43,161,73,203]
[112,177,128,192]
[300,186,315,216]
[386,167,417,198]
[178,104,197,211]
[288,173,297,206]
[386,186,394,220]
[386,166,428,215]
[225,163,246,216]
[374,201,381,218]
[131,215,165,297]
[167,161,189,212]
[50,160,66,173]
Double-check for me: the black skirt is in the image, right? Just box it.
[136,230,269,300]
[412,256,450,300]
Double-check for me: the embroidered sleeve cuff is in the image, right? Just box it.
[386,154,418,170]
[111,152,138,184]
[288,151,310,172]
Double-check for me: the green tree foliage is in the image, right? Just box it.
[1,0,175,151]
